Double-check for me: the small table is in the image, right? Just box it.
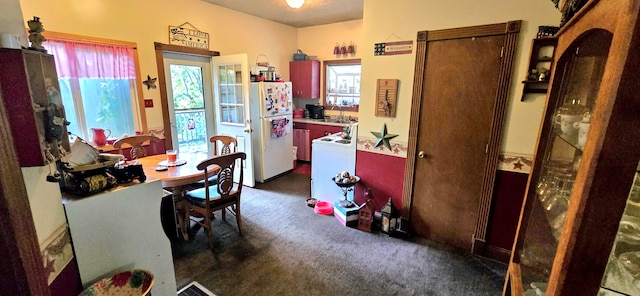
[138,153,217,240]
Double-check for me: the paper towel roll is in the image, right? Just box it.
[0,33,21,49]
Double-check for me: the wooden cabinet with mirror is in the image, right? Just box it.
[503,0,640,295]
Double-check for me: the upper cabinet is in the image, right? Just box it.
[0,48,70,167]
[290,60,320,99]
[504,0,640,295]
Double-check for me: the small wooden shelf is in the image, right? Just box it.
[521,37,558,101]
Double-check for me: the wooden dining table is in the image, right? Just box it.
[137,152,218,241]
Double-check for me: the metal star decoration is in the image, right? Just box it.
[370,123,398,151]
[143,75,157,89]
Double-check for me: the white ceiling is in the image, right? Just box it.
[200,0,364,28]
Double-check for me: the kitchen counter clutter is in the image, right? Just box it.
[293,118,354,126]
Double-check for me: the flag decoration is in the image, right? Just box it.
[374,41,413,56]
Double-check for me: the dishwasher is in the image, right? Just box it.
[293,128,310,161]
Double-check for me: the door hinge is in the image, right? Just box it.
[485,144,489,154]
[500,47,504,58]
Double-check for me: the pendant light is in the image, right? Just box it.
[285,0,305,8]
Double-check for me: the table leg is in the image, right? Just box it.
[169,187,190,241]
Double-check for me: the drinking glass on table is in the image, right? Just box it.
[166,150,177,163]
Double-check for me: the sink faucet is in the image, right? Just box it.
[331,104,344,123]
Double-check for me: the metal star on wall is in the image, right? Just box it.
[370,123,398,151]
[143,75,157,89]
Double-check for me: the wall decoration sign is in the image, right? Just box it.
[168,22,209,49]
[375,79,399,117]
[374,40,413,56]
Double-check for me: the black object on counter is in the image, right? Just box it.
[306,104,324,119]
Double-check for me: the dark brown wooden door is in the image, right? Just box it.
[410,34,504,250]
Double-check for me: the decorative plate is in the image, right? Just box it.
[79,269,154,296]
[158,159,187,167]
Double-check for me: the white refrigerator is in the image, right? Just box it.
[250,82,294,182]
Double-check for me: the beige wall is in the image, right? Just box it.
[0,0,28,46]
[358,0,560,155]
[19,0,299,130]
[297,20,363,118]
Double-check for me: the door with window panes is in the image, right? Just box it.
[212,54,254,187]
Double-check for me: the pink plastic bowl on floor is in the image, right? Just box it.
[314,201,333,215]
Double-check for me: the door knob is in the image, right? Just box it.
[418,151,426,158]
[244,128,253,133]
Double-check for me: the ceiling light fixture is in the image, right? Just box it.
[285,0,305,9]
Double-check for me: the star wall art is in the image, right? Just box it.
[143,75,157,89]
[370,123,398,151]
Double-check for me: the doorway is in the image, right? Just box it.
[155,43,255,187]
[403,21,521,251]
[163,52,215,155]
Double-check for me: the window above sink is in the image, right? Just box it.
[323,59,361,112]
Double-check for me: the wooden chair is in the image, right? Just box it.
[187,135,238,189]
[113,135,161,160]
[210,135,238,156]
[183,152,246,249]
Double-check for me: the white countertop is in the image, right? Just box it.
[293,118,352,127]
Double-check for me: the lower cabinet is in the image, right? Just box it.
[63,180,177,295]
[293,121,344,162]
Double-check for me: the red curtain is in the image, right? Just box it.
[44,39,136,80]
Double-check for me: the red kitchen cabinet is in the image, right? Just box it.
[290,60,320,99]
[0,48,70,167]
[293,121,343,161]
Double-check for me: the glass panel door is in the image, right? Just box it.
[517,29,613,294]
[163,53,215,155]
[601,162,640,295]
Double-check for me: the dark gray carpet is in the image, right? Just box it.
[172,172,506,296]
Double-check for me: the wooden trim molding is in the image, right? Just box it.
[473,21,521,253]
[154,42,220,150]
[0,84,50,295]
[400,31,427,218]
[401,21,522,250]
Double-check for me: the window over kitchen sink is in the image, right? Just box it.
[323,59,360,112]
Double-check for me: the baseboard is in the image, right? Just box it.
[484,245,511,263]
[472,238,510,263]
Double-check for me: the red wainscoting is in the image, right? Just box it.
[354,150,406,212]
[485,170,529,262]
[49,258,82,296]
